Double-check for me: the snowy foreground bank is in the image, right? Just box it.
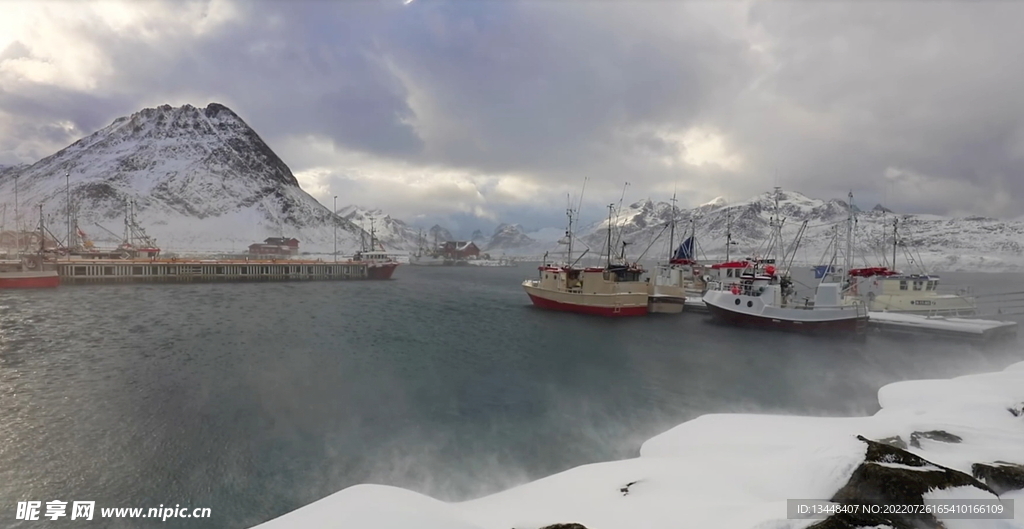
[254,362,1024,529]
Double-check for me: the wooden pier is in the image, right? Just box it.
[55,258,374,284]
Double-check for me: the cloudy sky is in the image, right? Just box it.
[2,0,1023,233]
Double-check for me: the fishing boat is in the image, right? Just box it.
[409,229,445,266]
[845,267,976,315]
[839,199,976,315]
[522,192,649,317]
[0,211,59,289]
[0,257,59,289]
[703,188,868,333]
[352,218,399,279]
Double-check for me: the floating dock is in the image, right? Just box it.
[866,312,1018,341]
[55,258,375,284]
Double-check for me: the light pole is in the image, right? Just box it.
[333,195,338,262]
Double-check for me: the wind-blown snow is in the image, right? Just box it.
[252,360,1024,529]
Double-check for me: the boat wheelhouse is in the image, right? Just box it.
[524,264,650,316]
[845,267,976,316]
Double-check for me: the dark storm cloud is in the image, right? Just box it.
[379,1,755,179]
[732,2,1024,215]
[3,0,1024,220]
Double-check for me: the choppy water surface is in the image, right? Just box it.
[1,265,1022,528]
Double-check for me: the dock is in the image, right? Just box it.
[680,297,1017,341]
[55,258,374,284]
[866,312,1018,341]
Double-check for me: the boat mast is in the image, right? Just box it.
[668,192,677,260]
[65,169,71,259]
[13,175,19,252]
[38,204,45,255]
[892,217,898,271]
[565,194,574,267]
[123,198,130,248]
[606,203,614,267]
[845,191,854,275]
[726,207,732,262]
[369,217,377,252]
[773,187,782,266]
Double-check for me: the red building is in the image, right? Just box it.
[248,237,299,256]
[440,241,480,260]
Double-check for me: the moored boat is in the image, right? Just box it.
[845,267,977,316]
[703,270,867,333]
[522,188,649,317]
[703,188,868,334]
[524,264,649,316]
[351,218,399,279]
[0,257,59,289]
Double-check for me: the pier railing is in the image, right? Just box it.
[56,259,373,284]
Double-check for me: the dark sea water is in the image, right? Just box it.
[1,265,1023,528]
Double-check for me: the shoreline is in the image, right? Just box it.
[252,359,1024,529]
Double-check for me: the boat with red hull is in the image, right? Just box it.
[350,217,399,280]
[523,265,649,317]
[0,270,60,289]
[0,256,60,289]
[522,198,650,317]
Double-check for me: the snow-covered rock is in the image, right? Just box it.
[252,360,1024,529]
[428,224,455,246]
[484,224,536,252]
[336,205,421,252]
[0,103,366,253]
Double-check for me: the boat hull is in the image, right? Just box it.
[523,283,648,317]
[703,290,866,334]
[705,301,864,333]
[0,271,60,289]
[366,263,398,280]
[648,295,686,314]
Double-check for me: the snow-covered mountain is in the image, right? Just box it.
[0,103,366,253]
[574,190,1024,272]
[336,205,421,252]
[483,223,544,254]
[427,225,454,247]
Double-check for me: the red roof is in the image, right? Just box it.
[849,267,898,278]
[710,261,751,269]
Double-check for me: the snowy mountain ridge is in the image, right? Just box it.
[0,103,366,253]
[573,190,1024,272]
[1,103,1021,269]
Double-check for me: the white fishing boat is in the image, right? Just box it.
[841,217,977,315]
[703,188,869,334]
